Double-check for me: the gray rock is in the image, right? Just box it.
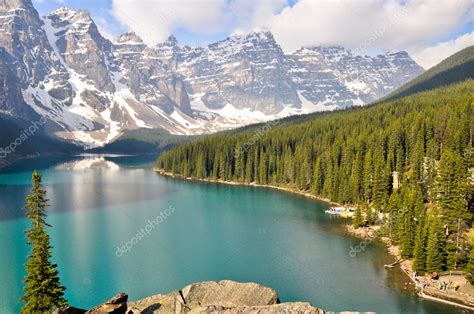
[88,292,128,313]
[186,302,325,313]
[55,306,87,314]
[127,291,185,314]
[181,280,279,308]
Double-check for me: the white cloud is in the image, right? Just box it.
[110,0,473,67]
[229,0,287,35]
[412,31,474,69]
[261,0,472,53]
[111,0,228,46]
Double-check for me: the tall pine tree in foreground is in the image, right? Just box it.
[22,170,67,313]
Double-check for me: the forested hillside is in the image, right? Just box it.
[88,128,196,154]
[0,114,79,167]
[381,45,474,102]
[157,81,473,275]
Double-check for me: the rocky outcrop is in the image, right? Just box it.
[126,280,285,313]
[127,290,183,314]
[187,303,325,313]
[88,292,128,313]
[60,280,354,313]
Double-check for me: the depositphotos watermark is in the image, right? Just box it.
[0,116,47,159]
[233,120,278,158]
[115,206,176,257]
[349,236,374,257]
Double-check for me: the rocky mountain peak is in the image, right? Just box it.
[385,50,409,57]
[46,7,98,41]
[242,29,276,42]
[114,31,144,45]
[384,50,419,64]
[0,0,34,12]
[154,34,181,67]
[163,35,178,46]
[209,29,282,54]
[0,0,63,87]
[48,6,86,18]
[44,5,113,93]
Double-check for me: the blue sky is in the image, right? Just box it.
[33,0,473,68]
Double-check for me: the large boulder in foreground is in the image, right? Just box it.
[181,280,279,308]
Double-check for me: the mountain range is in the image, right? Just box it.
[0,0,424,148]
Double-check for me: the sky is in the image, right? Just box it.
[33,0,474,69]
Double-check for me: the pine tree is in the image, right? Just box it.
[365,206,376,225]
[253,148,260,184]
[311,158,323,196]
[22,171,67,313]
[426,209,446,273]
[196,152,206,179]
[259,148,268,184]
[372,154,388,210]
[465,248,474,284]
[244,154,253,183]
[219,153,226,180]
[387,191,401,243]
[363,150,373,202]
[400,205,415,258]
[413,215,428,273]
[437,149,470,268]
[353,205,364,228]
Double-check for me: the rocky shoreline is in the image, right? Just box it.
[56,280,364,313]
[345,225,474,310]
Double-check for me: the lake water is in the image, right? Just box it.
[0,155,464,313]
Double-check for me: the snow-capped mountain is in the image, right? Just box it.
[0,0,424,147]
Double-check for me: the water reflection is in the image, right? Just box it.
[55,157,120,170]
[0,155,168,221]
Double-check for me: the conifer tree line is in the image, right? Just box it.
[158,81,474,276]
[22,170,67,313]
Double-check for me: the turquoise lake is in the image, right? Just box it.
[0,155,465,313]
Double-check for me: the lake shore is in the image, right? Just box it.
[155,168,474,311]
[154,169,342,206]
[345,225,474,310]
